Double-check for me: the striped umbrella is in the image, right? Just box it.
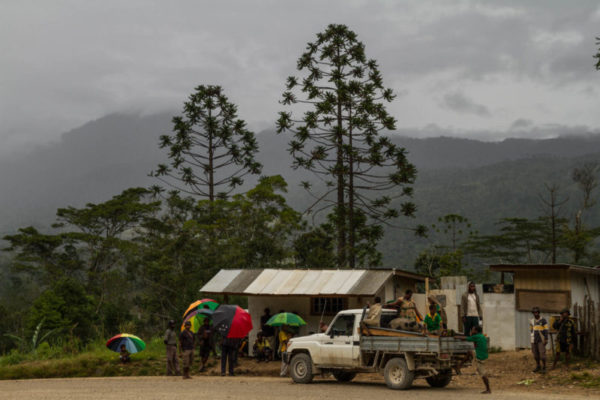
[266,312,306,327]
[182,299,219,320]
[212,305,252,339]
[106,333,146,354]
[181,299,219,332]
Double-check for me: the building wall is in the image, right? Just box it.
[483,293,516,349]
[570,272,600,307]
[429,289,459,331]
[514,270,570,291]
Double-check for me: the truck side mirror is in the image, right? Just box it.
[330,329,335,339]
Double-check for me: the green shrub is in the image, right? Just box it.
[0,349,26,366]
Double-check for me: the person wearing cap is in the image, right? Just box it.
[164,319,180,376]
[179,320,196,379]
[552,308,576,369]
[529,307,548,373]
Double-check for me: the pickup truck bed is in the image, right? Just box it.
[361,335,475,353]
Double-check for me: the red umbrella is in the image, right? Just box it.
[211,305,252,339]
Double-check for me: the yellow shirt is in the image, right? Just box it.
[279,330,291,353]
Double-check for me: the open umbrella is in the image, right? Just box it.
[181,299,219,332]
[181,308,214,333]
[106,333,146,354]
[211,305,252,339]
[266,312,306,327]
[182,299,219,320]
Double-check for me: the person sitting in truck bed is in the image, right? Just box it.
[362,296,382,327]
[428,295,447,329]
[387,290,423,332]
[423,303,442,335]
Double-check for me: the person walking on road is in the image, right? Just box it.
[461,282,483,336]
[529,307,548,373]
[466,325,491,394]
[164,320,180,376]
[179,321,195,379]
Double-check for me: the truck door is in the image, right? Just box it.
[322,314,358,367]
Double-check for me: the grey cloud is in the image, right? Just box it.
[509,119,534,130]
[1,0,600,155]
[441,92,491,117]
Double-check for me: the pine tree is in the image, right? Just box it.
[152,85,262,201]
[277,24,416,268]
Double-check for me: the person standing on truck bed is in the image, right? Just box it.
[362,296,382,327]
[461,282,482,336]
[466,325,491,394]
[387,290,423,331]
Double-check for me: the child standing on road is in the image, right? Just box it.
[466,325,491,394]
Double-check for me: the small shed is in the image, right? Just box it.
[200,268,427,352]
[490,264,600,348]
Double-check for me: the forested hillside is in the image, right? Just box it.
[2,112,600,267]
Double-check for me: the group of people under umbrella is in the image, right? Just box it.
[105,298,306,380]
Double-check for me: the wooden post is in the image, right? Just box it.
[425,277,429,300]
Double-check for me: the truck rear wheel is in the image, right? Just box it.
[383,357,414,390]
[290,353,313,384]
[332,370,356,382]
[426,370,452,388]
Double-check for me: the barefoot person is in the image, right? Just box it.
[465,325,491,394]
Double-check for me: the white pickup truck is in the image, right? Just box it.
[283,308,473,390]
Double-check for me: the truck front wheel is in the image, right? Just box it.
[383,357,414,390]
[289,353,314,384]
[426,370,452,388]
[332,370,356,382]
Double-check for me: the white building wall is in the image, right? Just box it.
[483,293,516,350]
[570,272,600,307]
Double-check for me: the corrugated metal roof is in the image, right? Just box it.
[200,269,242,293]
[348,270,391,295]
[200,268,423,296]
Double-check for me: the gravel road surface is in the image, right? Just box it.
[0,376,591,400]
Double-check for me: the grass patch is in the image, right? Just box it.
[0,336,167,380]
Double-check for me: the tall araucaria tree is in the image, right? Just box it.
[277,24,417,268]
[151,85,262,201]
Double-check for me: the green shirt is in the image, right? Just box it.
[424,313,442,332]
[466,333,488,361]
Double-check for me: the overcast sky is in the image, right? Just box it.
[2,0,600,154]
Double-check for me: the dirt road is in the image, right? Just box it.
[0,376,591,400]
